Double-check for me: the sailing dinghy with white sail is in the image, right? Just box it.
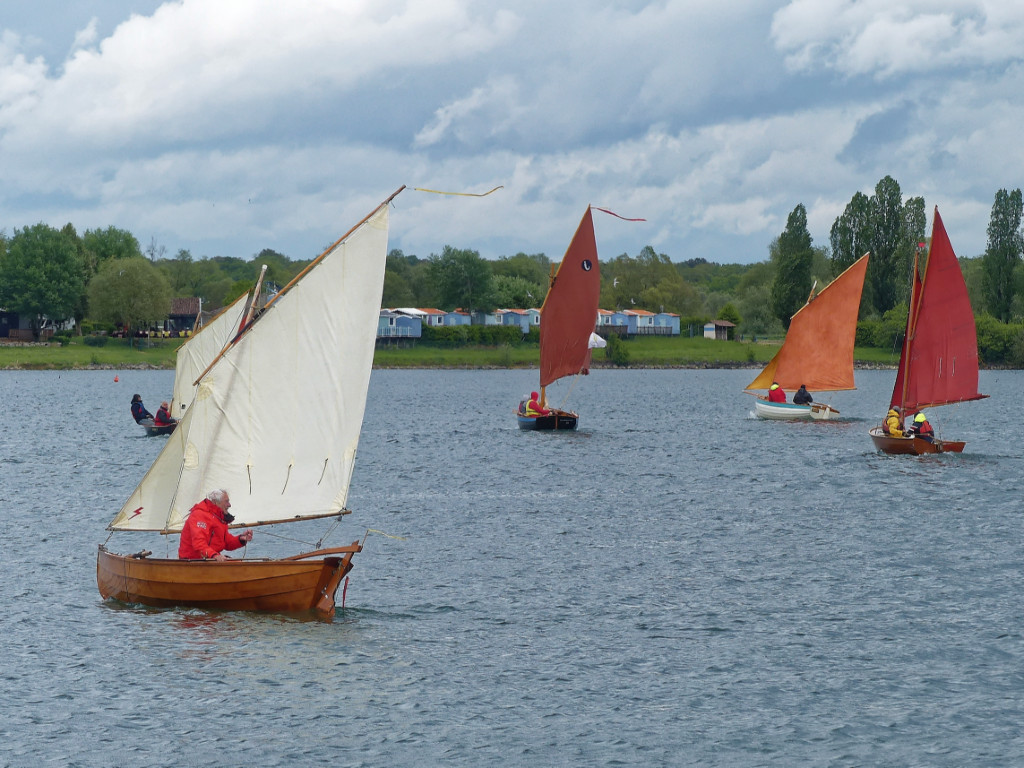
[97,187,403,619]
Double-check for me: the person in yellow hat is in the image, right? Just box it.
[767,382,786,403]
[909,411,934,443]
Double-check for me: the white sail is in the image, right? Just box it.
[170,292,250,419]
[111,203,390,532]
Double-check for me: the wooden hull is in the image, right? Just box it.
[517,409,579,431]
[138,418,176,437]
[96,542,360,620]
[868,427,965,455]
[754,399,839,421]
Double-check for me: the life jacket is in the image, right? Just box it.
[883,410,903,436]
[525,400,544,417]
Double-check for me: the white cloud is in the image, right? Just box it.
[0,0,1021,263]
[772,0,1024,79]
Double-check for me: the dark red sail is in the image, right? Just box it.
[539,208,601,388]
[892,208,986,411]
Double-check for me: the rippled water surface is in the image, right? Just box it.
[2,367,1022,767]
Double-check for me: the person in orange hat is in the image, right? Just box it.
[154,400,177,427]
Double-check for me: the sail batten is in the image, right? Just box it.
[539,207,601,388]
[746,253,869,393]
[889,208,986,412]
[110,202,391,532]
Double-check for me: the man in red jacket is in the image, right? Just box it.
[178,489,253,561]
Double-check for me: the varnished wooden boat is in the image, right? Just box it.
[516,408,579,430]
[97,543,360,618]
[868,427,965,455]
[98,190,405,620]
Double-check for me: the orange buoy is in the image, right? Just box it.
[114,375,119,382]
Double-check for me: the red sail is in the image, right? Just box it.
[539,208,601,388]
[892,208,986,411]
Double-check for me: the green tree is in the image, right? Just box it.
[492,274,542,308]
[770,204,814,329]
[492,252,550,286]
[428,246,494,312]
[0,223,85,339]
[829,191,872,277]
[82,226,143,275]
[87,258,172,345]
[982,187,1023,322]
[382,269,416,307]
[718,302,741,339]
[867,175,906,314]
[605,332,630,366]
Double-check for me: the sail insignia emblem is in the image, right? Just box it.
[581,260,592,271]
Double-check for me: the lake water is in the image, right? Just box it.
[1,367,1022,767]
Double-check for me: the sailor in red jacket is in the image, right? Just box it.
[154,401,177,427]
[178,489,253,561]
[767,382,786,403]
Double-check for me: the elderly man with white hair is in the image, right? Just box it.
[178,489,254,561]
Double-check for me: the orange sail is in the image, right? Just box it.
[890,208,986,411]
[539,208,601,388]
[746,253,869,392]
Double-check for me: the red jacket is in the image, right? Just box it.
[767,386,786,403]
[178,499,245,560]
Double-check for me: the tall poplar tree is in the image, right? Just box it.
[982,187,1023,321]
[770,203,814,329]
[867,176,906,315]
[829,191,872,276]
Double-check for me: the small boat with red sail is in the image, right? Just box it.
[745,253,870,420]
[517,207,603,431]
[869,207,987,455]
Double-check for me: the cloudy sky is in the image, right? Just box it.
[2,1,1022,266]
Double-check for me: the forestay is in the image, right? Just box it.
[110,204,390,532]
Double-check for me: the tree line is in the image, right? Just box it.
[2,175,1022,361]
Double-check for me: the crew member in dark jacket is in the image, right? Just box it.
[909,411,934,442]
[793,385,813,405]
[130,394,154,423]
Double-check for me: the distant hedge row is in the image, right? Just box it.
[857,315,1024,366]
[420,325,539,347]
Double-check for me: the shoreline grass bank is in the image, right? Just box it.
[0,335,908,371]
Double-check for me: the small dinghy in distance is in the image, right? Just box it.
[517,207,602,431]
[745,254,870,420]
